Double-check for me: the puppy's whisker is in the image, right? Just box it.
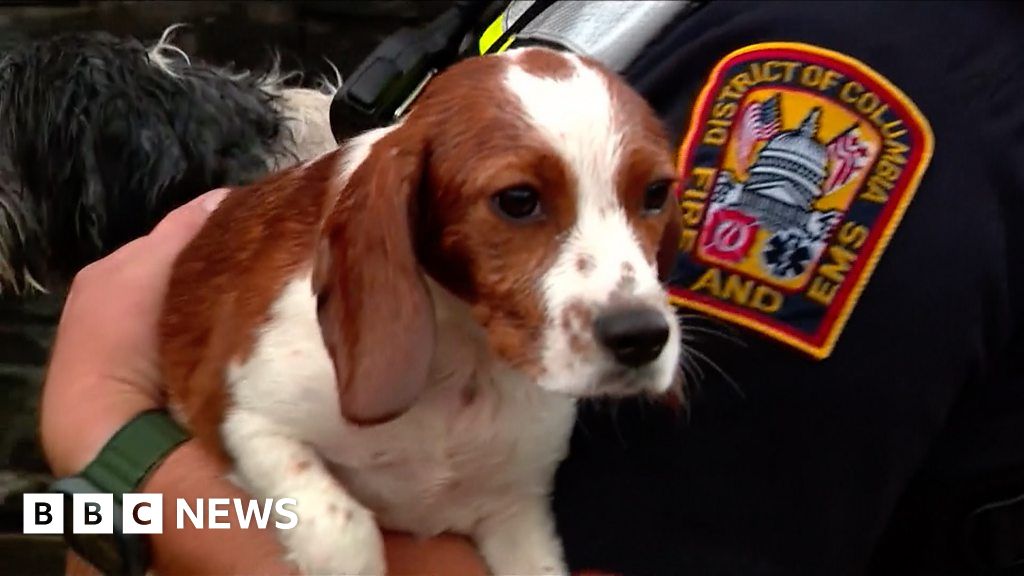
[677,312,744,333]
[677,340,705,386]
[670,364,693,421]
[680,324,746,347]
[682,341,745,400]
[608,397,628,449]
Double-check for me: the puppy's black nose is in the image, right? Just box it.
[593,306,669,368]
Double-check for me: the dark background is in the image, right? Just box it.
[0,1,457,573]
[0,1,458,79]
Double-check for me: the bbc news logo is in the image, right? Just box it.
[23,494,298,534]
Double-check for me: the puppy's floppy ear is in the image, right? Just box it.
[313,133,435,425]
[656,186,682,283]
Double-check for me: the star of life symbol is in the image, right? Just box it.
[703,93,873,279]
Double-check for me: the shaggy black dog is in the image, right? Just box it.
[0,26,336,295]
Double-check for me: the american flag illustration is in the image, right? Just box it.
[825,124,872,194]
[736,94,781,171]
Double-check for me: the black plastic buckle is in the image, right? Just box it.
[329,0,497,142]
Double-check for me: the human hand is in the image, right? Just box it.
[38,187,288,575]
[39,188,231,477]
[37,187,488,575]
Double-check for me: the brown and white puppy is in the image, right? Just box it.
[160,46,683,575]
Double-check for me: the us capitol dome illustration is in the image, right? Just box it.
[735,107,828,233]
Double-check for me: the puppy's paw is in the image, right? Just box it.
[475,499,568,576]
[283,497,385,576]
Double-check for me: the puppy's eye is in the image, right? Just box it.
[643,180,674,214]
[492,187,543,222]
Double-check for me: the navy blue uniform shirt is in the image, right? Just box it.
[550,2,1024,575]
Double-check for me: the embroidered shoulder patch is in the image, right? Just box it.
[668,42,934,359]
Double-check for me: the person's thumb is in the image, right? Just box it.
[149,187,231,242]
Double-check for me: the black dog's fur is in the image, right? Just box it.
[0,28,333,294]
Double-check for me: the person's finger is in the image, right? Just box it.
[149,187,230,244]
[87,187,231,275]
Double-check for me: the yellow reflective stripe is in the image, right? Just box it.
[497,36,516,53]
[478,13,506,54]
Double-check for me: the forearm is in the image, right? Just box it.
[142,440,296,576]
